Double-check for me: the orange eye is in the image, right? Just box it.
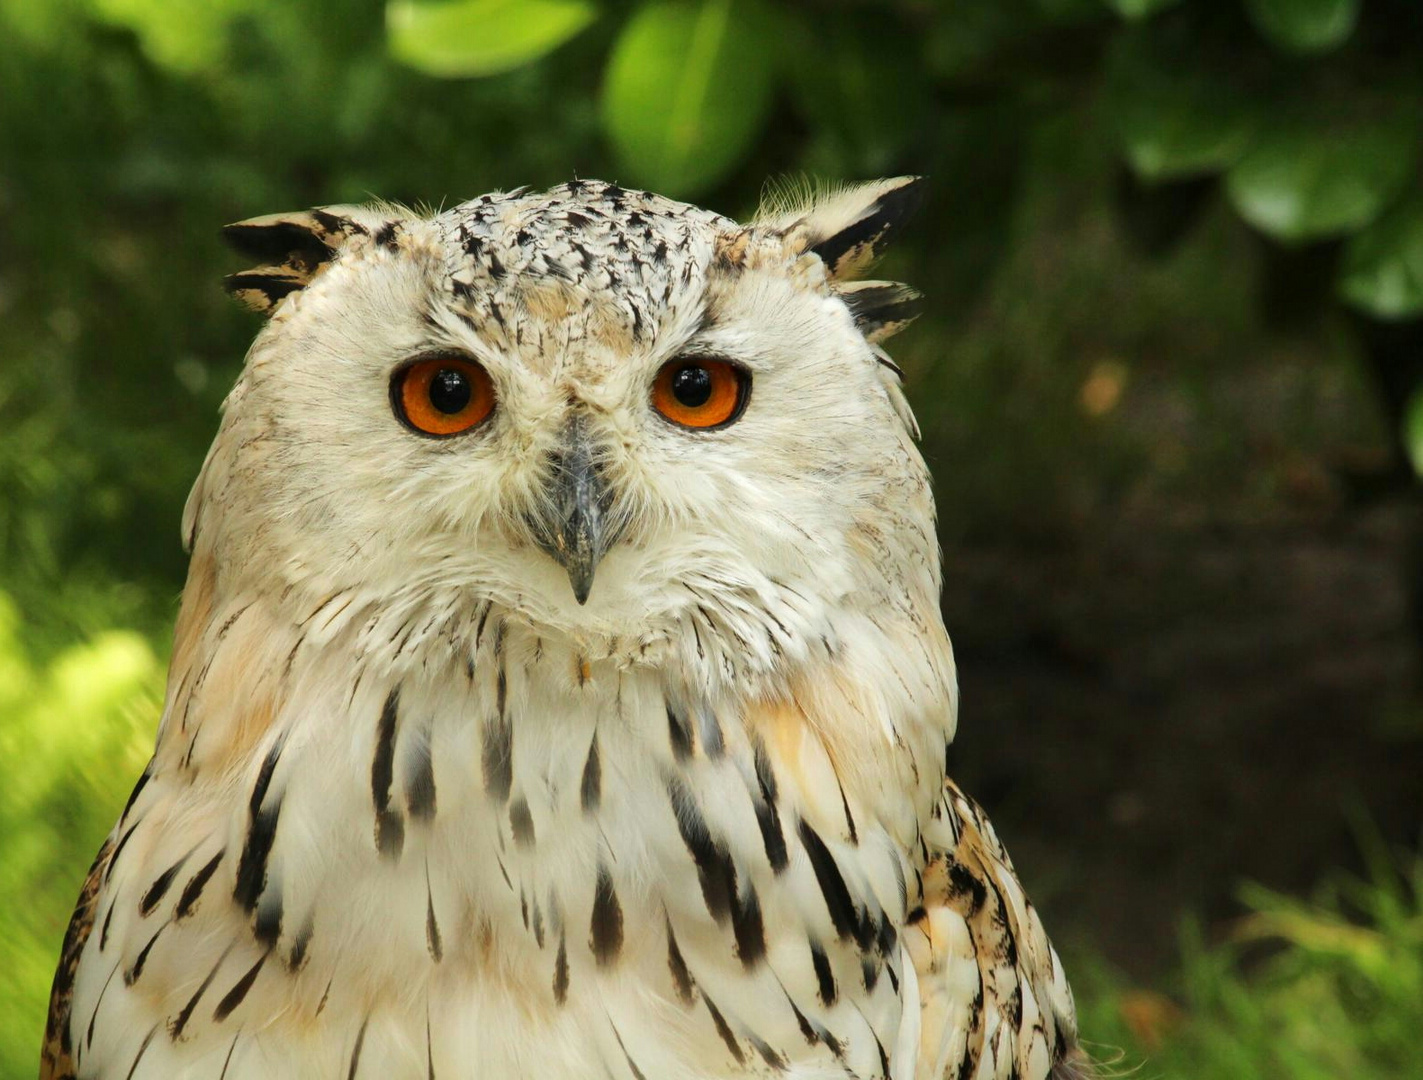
[393,354,495,437]
[651,357,748,429]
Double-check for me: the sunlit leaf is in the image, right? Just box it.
[387,0,597,78]
[88,0,259,72]
[1244,0,1361,55]
[1103,0,1184,20]
[1340,187,1423,319]
[0,595,160,1073]
[1108,28,1258,180]
[601,0,776,196]
[1226,113,1419,243]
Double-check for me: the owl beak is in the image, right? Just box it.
[535,419,608,605]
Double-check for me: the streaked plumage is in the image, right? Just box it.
[42,178,1084,1079]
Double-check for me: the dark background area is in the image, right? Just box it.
[2,0,1421,1073]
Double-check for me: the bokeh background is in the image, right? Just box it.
[3,0,1422,1074]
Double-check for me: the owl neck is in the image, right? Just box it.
[154,552,954,805]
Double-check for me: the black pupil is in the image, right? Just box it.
[671,365,713,408]
[428,368,471,414]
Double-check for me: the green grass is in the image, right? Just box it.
[1074,838,1423,1079]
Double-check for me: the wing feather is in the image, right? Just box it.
[40,836,113,1080]
[909,779,1086,1080]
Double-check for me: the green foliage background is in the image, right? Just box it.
[2,0,1422,1075]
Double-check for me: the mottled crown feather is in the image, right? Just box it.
[221,177,926,342]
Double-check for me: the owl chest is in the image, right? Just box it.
[85,647,922,1079]
[271,662,679,983]
[278,661,911,1076]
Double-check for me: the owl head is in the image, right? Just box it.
[193,179,933,678]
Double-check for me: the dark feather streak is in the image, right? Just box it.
[233,740,285,915]
[610,1023,648,1080]
[666,921,696,1004]
[482,671,513,803]
[509,797,535,847]
[667,703,693,761]
[175,849,224,920]
[169,953,225,1039]
[751,740,788,872]
[580,734,601,813]
[288,913,314,971]
[212,953,266,1022]
[372,688,405,859]
[553,933,569,1004]
[797,820,860,945]
[730,886,766,969]
[123,925,163,985]
[123,1024,159,1080]
[668,778,736,925]
[138,850,190,917]
[347,1017,368,1080]
[426,887,443,962]
[590,865,623,967]
[702,993,745,1066]
[810,942,836,1006]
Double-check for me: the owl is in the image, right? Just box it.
[41,178,1085,1080]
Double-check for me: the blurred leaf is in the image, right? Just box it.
[1404,387,1423,478]
[1244,0,1361,55]
[387,0,597,78]
[1108,28,1259,180]
[1103,0,1184,20]
[924,0,1045,78]
[0,0,87,48]
[0,594,159,1076]
[784,7,928,174]
[601,0,776,196]
[1341,188,1423,319]
[1226,112,1419,243]
[88,0,260,72]
[1034,0,1109,22]
[1237,889,1390,978]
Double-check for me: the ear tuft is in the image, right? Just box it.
[221,208,369,314]
[835,280,924,343]
[769,176,926,281]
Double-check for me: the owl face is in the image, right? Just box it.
[197,180,930,655]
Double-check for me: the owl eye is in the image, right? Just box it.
[392,354,496,437]
[651,357,748,430]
